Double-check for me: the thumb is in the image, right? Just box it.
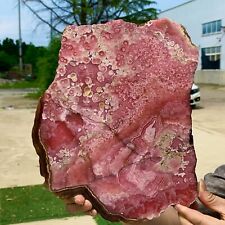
[198,179,225,219]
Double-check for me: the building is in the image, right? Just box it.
[159,0,225,85]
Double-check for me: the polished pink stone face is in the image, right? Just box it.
[36,19,198,221]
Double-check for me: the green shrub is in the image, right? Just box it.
[0,51,17,72]
[36,38,61,93]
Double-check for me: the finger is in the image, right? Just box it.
[66,203,95,216]
[198,179,225,218]
[63,197,74,204]
[175,204,218,225]
[89,209,97,217]
[74,195,85,205]
[83,199,93,211]
[66,204,77,213]
[178,214,193,225]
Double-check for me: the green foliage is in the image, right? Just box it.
[69,0,158,24]
[35,38,61,93]
[23,0,158,34]
[0,72,7,79]
[23,44,47,72]
[0,51,17,71]
[0,1,158,95]
[0,38,48,78]
[0,36,58,94]
[0,38,18,56]
[122,6,158,24]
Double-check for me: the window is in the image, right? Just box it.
[201,46,221,69]
[202,20,221,35]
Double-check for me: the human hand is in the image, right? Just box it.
[175,180,225,225]
[64,194,97,217]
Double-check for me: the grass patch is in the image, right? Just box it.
[95,216,122,225]
[0,80,38,89]
[26,90,43,99]
[0,79,43,99]
[0,185,72,225]
[0,185,122,225]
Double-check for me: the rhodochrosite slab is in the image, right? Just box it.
[33,18,198,222]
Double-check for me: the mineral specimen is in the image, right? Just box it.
[32,18,198,222]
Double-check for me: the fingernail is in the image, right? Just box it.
[174,204,182,211]
[91,209,97,217]
[84,199,92,208]
[74,195,84,205]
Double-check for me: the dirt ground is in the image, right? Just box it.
[0,86,224,188]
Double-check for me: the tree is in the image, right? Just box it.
[0,38,28,66]
[0,37,48,76]
[35,38,61,91]
[0,38,18,72]
[22,0,158,94]
[0,51,17,72]
[1,38,18,57]
[23,44,47,70]
[22,0,158,34]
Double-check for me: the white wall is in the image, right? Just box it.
[195,70,225,85]
[159,0,225,71]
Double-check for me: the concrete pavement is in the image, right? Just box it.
[8,216,97,225]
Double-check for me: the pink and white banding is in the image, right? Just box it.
[33,18,198,222]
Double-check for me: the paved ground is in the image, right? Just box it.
[191,85,225,178]
[0,90,43,188]
[0,85,224,224]
[9,217,96,225]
